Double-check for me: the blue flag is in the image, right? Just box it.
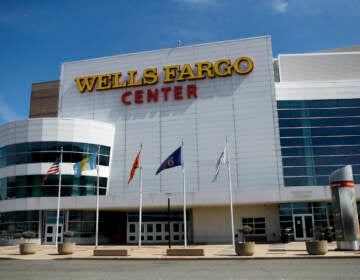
[156,146,182,175]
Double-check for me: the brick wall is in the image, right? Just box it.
[29,80,59,118]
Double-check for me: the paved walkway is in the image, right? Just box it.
[1,242,360,260]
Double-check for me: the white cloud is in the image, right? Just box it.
[0,98,23,124]
[273,0,288,13]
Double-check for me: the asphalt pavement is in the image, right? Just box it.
[1,259,360,280]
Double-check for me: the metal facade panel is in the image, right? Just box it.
[0,119,114,148]
[279,52,360,82]
[276,80,360,101]
[59,36,282,196]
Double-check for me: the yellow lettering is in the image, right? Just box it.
[74,76,98,93]
[195,62,214,79]
[96,74,112,91]
[214,59,232,77]
[177,64,197,81]
[143,68,158,85]
[74,56,254,94]
[233,57,254,75]
[163,65,180,83]
[112,72,127,89]
[127,70,143,87]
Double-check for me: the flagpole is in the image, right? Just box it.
[138,143,143,248]
[95,145,100,248]
[181,139,187,248]
[55,147,63,247]
[226,137,235,247]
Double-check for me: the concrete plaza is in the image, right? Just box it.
[1,242,360,260]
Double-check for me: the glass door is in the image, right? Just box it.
[293,214,314,240]
[44,224,63,244]
[126,221,184,243]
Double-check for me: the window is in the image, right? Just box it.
[242,217,266,235]
[0,175,107,200]
[279,116,360,128]
[282,146,360,157]
[129,224,136,233]
[0,210,39,235]
[68,210,106,237]
[278,99,360,187]
[156,224,162,233]
[173,223,180,233]
[0,141,111,168]
[280,126,360,137]
[147,224,153,233]
[277,99,360,109]
[279,203,331,235]
[278,107,360,118]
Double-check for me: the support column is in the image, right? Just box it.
[330,165,360,250]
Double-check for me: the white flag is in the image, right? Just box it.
[212,145,227,182]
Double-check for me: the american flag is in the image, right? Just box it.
[42,157,60,185]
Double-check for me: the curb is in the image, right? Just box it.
[1,255,360,261]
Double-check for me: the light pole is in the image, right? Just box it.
[165,193,172,248]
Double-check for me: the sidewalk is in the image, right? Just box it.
[1,242,360,260]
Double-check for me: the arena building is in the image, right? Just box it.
[1,35,360,245]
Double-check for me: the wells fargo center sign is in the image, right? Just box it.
[74,57,254,106]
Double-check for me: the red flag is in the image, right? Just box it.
[128,150,141,184]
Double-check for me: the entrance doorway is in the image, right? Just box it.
[100,211,127,244]
[44,224,63,244]
[127,221,184,244]
[293,214,314,240]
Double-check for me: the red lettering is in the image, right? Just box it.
[121,85,198,106]
[147,88,159,103]
[134,90,144,104]
[161,87,171,102]
[174,86,183,100]
[187,84,198,99]
[121,91,132,105]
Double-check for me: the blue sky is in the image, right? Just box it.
[1,0,360,125]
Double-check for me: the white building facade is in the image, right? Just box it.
[1,36,360,245]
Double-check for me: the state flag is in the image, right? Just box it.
[156,146,182,175]
[128,150,141,184]
[212,145,227,182]
[73,152,98,178]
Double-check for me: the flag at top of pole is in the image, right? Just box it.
[212,145,227,182]
[127,144,144,248]
[42,157,60,185]
[73,152,98,178]
[128,148,142,184]
[155,146,182,175]
[213,137,235,247]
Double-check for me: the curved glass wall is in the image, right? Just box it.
[0,141,111,200]
[278,99,360,187]
[0,141,110,168]
[0,175,107,200]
